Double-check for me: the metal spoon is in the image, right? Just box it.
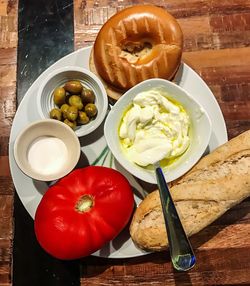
[154,163,196,271]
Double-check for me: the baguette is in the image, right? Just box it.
[130,130,250,251]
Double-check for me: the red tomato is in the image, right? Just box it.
[34,166,134,260]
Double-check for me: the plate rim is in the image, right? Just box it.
[9,46,228,259]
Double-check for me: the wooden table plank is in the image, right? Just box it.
[12,1,80,285]
[0,0,17,285]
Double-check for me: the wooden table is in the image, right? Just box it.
[0,0,250,285]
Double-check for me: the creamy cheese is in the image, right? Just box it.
[119,89,190,167]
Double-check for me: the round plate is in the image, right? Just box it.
[9,46,228,259]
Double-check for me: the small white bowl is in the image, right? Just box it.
[37,66,108,137]
[104,79,212,184]
[14,119,81,181]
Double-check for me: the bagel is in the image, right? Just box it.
[90,5,183,101]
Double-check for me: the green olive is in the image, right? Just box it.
[66,105,78,121]
[53,87,66,106]
[60,103,70,119]
[78,111,89,125]
[64,80,83,94]
[81,87,95,104]
[50,108,62,121]
[85,103,97,118]
[64,119,77,129]
[68,95,83,110]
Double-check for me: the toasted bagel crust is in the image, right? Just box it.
[93,5,183,92]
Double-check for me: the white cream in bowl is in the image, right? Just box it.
[27,136,68,176]
[14,119,81,181]
[119,89,190,167]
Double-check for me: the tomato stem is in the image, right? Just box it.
[76,195,94,213]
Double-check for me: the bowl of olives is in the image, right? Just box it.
[37,66,108,137]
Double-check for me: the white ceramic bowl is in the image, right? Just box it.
[14,119,81,181]
[37,66,108,137]
[104,79,212,184]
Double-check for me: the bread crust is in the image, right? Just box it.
[130,130,250,251]
[89,50,124,102]
[92,5,183,92]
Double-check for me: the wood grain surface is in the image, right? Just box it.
[0,0,249,285]
[0,0,17,285]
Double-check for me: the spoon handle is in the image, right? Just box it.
[155,166,196,271]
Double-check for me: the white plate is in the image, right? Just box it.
[9,46,228,259]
